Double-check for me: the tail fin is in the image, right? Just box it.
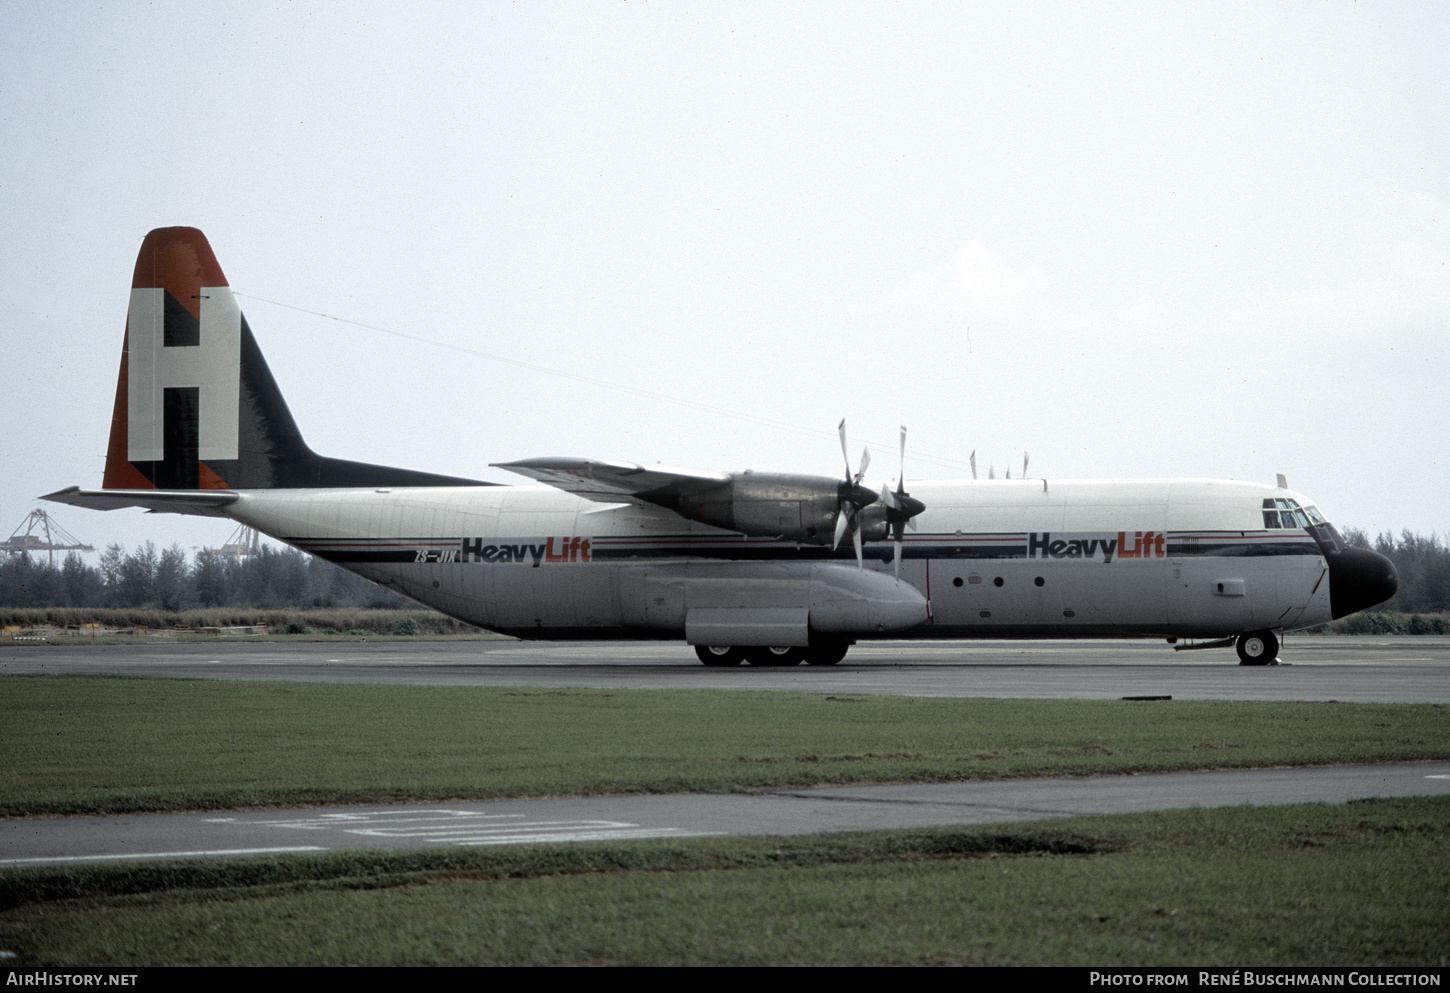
[102,227,482,490]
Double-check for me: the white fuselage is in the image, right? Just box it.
[222,476,1334,641]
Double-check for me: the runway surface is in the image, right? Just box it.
[3,635,1448,701]
[4,762,1447,866]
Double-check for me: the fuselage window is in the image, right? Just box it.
[1263,510,1281,529]
[1304,505,1326,526]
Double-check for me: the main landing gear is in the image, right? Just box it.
[694,638,851,667]
[1235,629,1280,666]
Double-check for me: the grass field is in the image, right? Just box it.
[1,798,1445,966]
[2,675,1447,816]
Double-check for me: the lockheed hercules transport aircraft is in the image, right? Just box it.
[45,228,1398,666]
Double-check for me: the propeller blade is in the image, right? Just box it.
[852,521,863,569]
[907,517,918,531]
[838,419,851,481]
[832,505,850,550]
[881,483,899,510]
[1023,452,1029,478]
[893,538,902,581]
[970,451,977,480]
[898,426,907,491]
[856,446,870,484]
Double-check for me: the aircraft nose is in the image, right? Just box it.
[1328,545,1399,620]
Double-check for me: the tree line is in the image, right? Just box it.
[1340,529,1450,615]
[0,543,407,610]
[0,530,1446,614]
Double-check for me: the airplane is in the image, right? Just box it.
[44,227,1399,667]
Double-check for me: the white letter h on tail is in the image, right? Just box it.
[126,287,241,462]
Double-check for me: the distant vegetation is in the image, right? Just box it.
[0,606,481,638]
[0,542,408,611]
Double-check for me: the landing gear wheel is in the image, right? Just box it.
[1236,630,1279,666]
[695,645,745,667]
[744,646,805,666]
[803,638,850,666]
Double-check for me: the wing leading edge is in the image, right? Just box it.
[491,458,731,505]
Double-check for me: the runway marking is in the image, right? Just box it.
[459,827,707,845]
[0,846,327,866]
[1426,775,1450,780]
[206,809,705,847]
[205,809,522,828]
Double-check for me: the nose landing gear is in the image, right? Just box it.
[1235,630,1280,666]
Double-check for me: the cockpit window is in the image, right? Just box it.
[1260,496,1322,530]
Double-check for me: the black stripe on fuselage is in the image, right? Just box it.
[1165,534,1321,557]
[284,531,1322,564]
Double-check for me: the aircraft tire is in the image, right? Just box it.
[744,647,805,666]
[803,638,850,666]
[1235,630,1279,666]
[695,645,746,667]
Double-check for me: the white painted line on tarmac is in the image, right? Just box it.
[201,809,705,847]
[460,827,711,846]
[205,810,525,828]
[350,819,634,838]
[0,846,328,866]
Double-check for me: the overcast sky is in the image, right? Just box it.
[3,1,1447,557]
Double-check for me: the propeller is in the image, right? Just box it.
[969,450,977,481]
[880,426,927,580]
[834,420,880,569]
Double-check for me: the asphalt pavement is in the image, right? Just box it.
[3,635,1447,701]
[5,762,1448,866]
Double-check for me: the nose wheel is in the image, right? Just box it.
[1235,630,1279,666]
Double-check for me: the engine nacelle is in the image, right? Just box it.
[641,471,880,544]
[852,503,890,544]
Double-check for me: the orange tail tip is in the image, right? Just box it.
[104,227,237,490]
[131,226,230,310]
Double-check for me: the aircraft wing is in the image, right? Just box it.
[491,458,730,504]
[41,486,240,518]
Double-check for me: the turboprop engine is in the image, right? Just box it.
[637,471,888,546]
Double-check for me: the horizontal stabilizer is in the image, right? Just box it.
[493,457,730,504]
[42,486,239,518]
